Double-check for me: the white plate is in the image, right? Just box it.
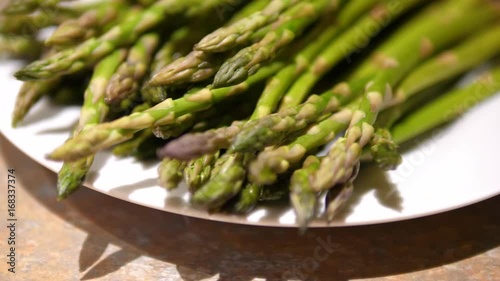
[1,61,499,227]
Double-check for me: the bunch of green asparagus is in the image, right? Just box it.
[3,0,500,229]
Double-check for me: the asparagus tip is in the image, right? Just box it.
[14,70,36,81]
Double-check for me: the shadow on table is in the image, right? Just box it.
[2,137,499,281]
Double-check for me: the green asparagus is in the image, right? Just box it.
[106,33,159,105]
[279,0,423,109]
[213,0,338,88]
[312,0,498,191]
[232,76,372,153]
[369,128,401,171]
[290,155,321,230]
[46,1,126,47]
[11,78,60,127]
[57,49,127,199]
[48,62,284,162]
[195,0,300,53]
[158,158,187,190]
[392,67,500,144]
[15,0,224,80]
[2,0,60,15]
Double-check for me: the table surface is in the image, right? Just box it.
[0,135,498,281]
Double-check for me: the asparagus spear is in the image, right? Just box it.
[46,1,126,47]
[213,0,339,88]
[158,121,242,160]
[0,36,42,59]
[369,23,500,140]
[392,23,500,106]
[141,28,206,104]
[111,102,154,156]
[156,18,348,160]
[326,66,500,219]
[223,0,269,23]
[15,0,224,80]
[278,0,423,109]
[171,96,259,192]
[232,76,372,153]
[191,153,248,209]
[153,94,255,139]
[290,155,321,230]
[184,152,219,192]
[147,49,226,86]
[57,49,127,199]
[324,161,359,221]
[106,33,159,105]
[369,128,401,171]
[153,113,198,139]
[248,102,358,185]
[158,158,186,190]
[146,1,270,88]
[11,78,61,127]
[232,182,263,214]
[112,128,154,157]
[392,66,500,144]
[194,0,300,53]
[258,0,379,110]
[188,48,302,209]
[311,0,499,192]
[0,10,71,35]
[48,62,284,162]
[2,0,60,15]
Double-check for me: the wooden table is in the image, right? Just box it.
[0,135,498,281]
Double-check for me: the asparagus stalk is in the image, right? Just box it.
[2,0,60,15]
[141,26,210,104]
[232,182,263,214]
[106,33,159,105]
[324,162,359,221]
[158,158,186,190]
[57,49,127,199]
[190,74,303,209]
[184,152,219,192]
[11,78,61,127]
[259,0,379,111]
[279,0,423,109]
[156,52,306,160]
[312,0,499,191]
[391,67,500,144]
[48,62,284,162]
[325,66,500,221]
[188,46,304,209]
[147,0,272,87]
[191,153,248,209]
[232,76,372,153]
[290,155,321,230]
[152,96,256,139]
[223,0,269,24]
[112,128,154,157]
[0,36,42,59]
[112,103,155,157]
[392,23,500,106]
[369,128,401,171]
[248,101,358,185]
[46,1,126,47]
[0,10,71,35]
[147,50,227,86]
[213,0,339,88]
[370,23,500,138]
[158,122,242,160]
[194,0,300,53]
[15,0,224,80]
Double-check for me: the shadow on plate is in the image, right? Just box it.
[2,136,499,281]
